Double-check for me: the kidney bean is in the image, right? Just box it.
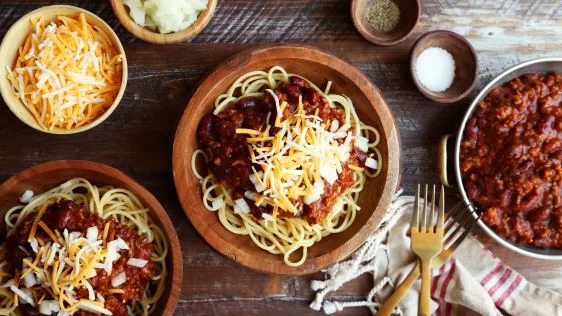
[280,83,301,104]
[289,76,309,88]
[306,89,320,107]
[235,97,259,109]
[198,114,215,145]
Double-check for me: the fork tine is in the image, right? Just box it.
[422,184,428,232]
[412,184,420,229]
[430,184,436,232]
[437,185,445,230]
[446,206,477,239]
[445,209,482,250]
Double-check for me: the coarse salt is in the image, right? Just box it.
[415,47,456,93]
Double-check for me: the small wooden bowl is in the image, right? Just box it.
[110,0,217,44]
[351,0,420,46]
[173,45,401,275]
[410,30,479,104]
[0,160,182,314]
[0,5,128,135]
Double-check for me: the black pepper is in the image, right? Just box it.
[366,0,401,32]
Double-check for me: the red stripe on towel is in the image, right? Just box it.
[432,264,446,296]
[488,269,513,297]
[480,262,504,287]
[495,274,523,307]
[440,258,457,299]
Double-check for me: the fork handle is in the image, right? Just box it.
[419,260,432,316]
[376,262,421,316]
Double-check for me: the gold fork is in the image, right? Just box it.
[377,200,481,316]
[411,184,444,316]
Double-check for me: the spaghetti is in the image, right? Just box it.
[192,66,382,266]
[0,178,167,315]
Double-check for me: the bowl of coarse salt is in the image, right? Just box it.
[410,30,478,104]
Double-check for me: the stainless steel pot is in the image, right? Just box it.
[442,57,562,260]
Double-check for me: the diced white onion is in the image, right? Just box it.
[211,199,224,211]
[29,238,39,253]
[304,180,325,205]
[319,163,339,185]
[111,272,127,287]
[23,271,37,288]
[19,190,34,203]
[116,237,129,250]
[10,285,35,306]
[332,131,348,139]
[86,227,98,242]
[365,157,378,170]
[249,174,265,192]
[338,123,351,132]
[233,198,251,214]
[244,191,259,201]
[330,120,339,132]
[127,258,148,268]
[39,301,52,315]
[355,136,369,153]
[77,301,112,315]
[261,213,275,222]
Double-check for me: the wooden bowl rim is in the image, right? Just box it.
[409,30,479,104]
[350,0,421,46]
[172,44,401,275]
[0,5,128,135]
[110,0,217,44]
[0,160,183,314]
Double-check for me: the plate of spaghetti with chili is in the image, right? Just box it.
[173,45,400,274]
[0,160,182,315]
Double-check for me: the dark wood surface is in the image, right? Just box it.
[0,1,561,315]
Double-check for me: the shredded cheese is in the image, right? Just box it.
[237,94,358,217]
[8,223,140,314]
[6,14,123,130]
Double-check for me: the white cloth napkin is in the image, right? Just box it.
[309,192,562,316]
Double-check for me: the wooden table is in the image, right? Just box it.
[1,1,561,315]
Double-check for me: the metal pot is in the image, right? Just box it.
[440,57,562,260]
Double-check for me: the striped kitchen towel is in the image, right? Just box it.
[310,194,562,316]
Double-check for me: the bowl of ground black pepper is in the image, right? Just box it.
[351,0,420,46]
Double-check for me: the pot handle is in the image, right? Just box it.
[438,134,454,187]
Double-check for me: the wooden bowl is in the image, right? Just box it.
[172,45,401,275]
[0,160,182,314]
[410,30,479,104]
[351,0,420,46]
[110,0,217,44]
[0,5,128,135]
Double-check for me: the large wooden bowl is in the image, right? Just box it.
[173,45,401,275]
[0,160,182,314]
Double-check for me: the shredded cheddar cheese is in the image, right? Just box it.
[239,93,356,216]
[6,13,123,130]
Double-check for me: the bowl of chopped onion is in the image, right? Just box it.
[110,0,217,44]
[0,5,128,134]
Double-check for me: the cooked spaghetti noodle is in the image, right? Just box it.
[192,66,382,266]
[0,178,167,315]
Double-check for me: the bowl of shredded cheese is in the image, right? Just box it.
[110,0,217,44]
[0,5,127,134]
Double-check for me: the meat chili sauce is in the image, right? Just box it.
[460,73,562,248]
[197,76,367,224]
[6,200,153,316]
